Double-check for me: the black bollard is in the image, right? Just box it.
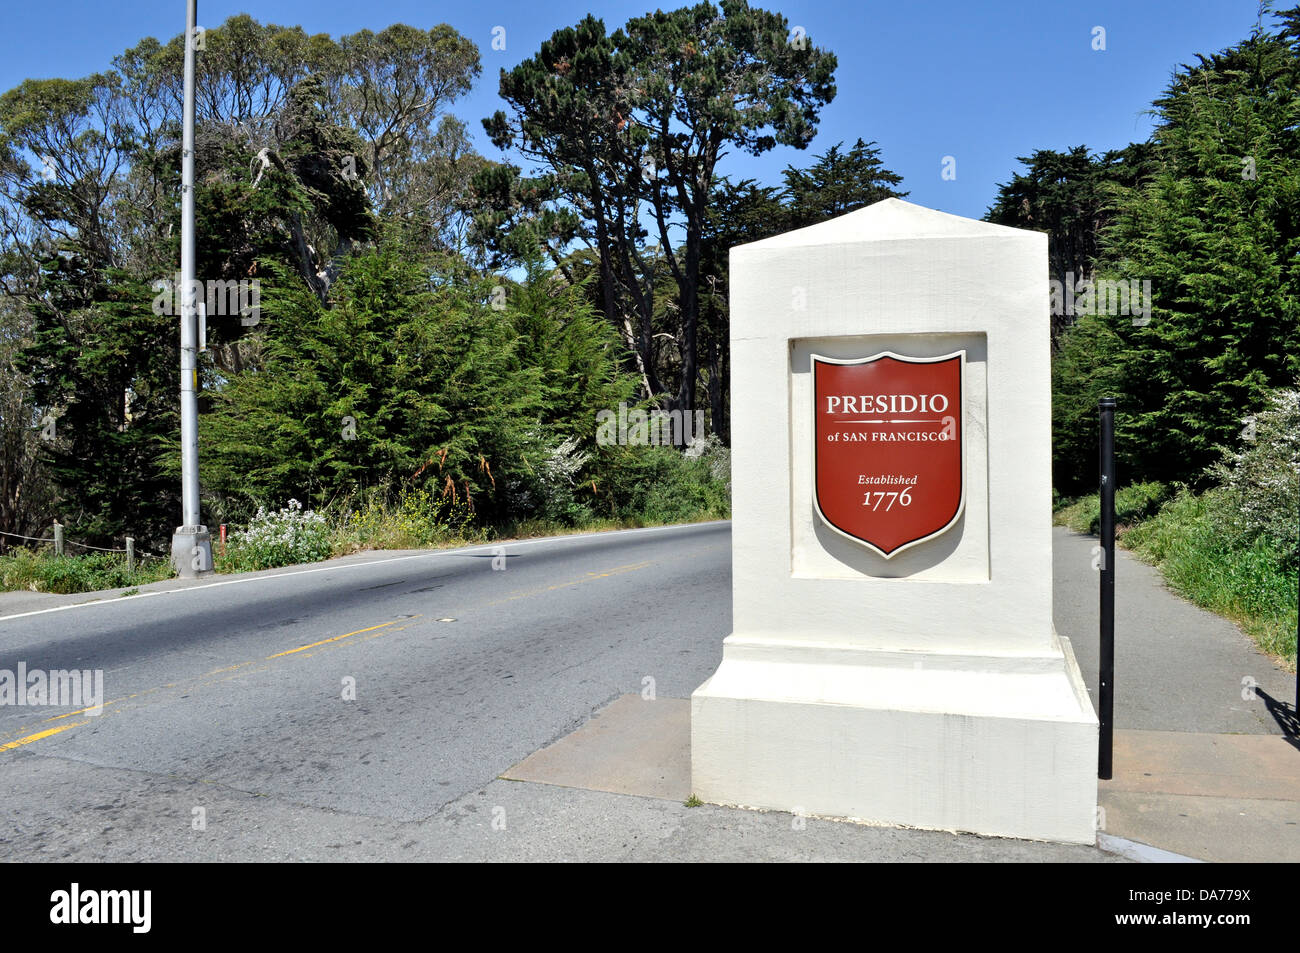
[1098,398,1116,780]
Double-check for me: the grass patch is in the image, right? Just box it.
[5,450,732,592]
[1058,485,1296,669]
[324,489,479,558]
[494,512,725,542]
[208,491,727,577]
[0,549,174,595]
[1123,490,1297,668]
[1053,481,1171,535]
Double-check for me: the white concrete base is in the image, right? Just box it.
[170,525,214,579]
[691,634,1099,844]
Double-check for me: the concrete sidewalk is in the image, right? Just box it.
[482,528,1298,862]
[492,694,1117,862]
[1054,527,1299,862]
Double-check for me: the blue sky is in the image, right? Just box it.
[0,1,1270,218]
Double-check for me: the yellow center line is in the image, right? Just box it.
[1,616,422,751]
[0,549,695,743]
[266,618,415,659]
[203,660,257,677]
[0,547,719,749]
[44,701,113,721]
[482,561,653,608]
[585,560,652,579]
[0,721,88,751]
[279,623,417,660]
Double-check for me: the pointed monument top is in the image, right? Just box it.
[740,197,1033,250]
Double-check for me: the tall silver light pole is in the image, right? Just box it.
[170,0,213,577]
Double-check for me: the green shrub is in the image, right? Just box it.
[1053,481,1171,535]
[0,549,173,594]
[595,437,731,526]
[529,435,597,525]
[1208,387,1299,564]
[333,486,475,552]
[1125,489,1297,665]
[217,499,333,572]
[201,244,637,528]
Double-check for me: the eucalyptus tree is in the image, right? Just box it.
[0,14,482,544]
[330,24,481,232]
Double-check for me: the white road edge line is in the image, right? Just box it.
[0,521,729,624]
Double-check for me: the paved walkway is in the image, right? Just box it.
[1053,527,1298,862]
[489,528,1298,863]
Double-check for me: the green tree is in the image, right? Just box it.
[488,1,837,418]
[696,143,906,441]
[0,294,54,548]
[698,177,786,443]
[19,263,179,546]
[329,24,481,235]
[986,143,1159,344]
[1052,6,1300,490]
[192,73,377,305]
[781,138,907,228]
[485,14,662,401]
[202,239,635,525]
[0,15,482,543]
[618,0,837,415]
[464,161,581,275]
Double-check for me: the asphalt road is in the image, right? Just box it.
[0,523,731,829]
[1,520,1285,862]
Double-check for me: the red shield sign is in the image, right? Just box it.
[813,351,965,558]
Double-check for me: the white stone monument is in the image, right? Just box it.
[691,198,1098,843]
